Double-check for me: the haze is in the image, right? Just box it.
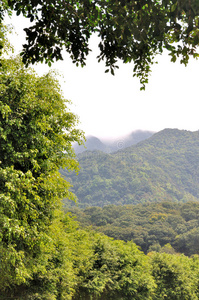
[5,14,199,139]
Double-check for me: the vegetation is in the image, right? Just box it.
[0,55,198,300]
[1,41,195,300]
[66,201,199,256]
[1,2,199,299]
[2,0,199,89]
[62,129,199,208]
[0,55,83,298]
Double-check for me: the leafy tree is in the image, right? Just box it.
[1,0,199,88]
[174,227,199,256]
[72,234,155,300]
[0,56,83,297]
[150,252,199,300]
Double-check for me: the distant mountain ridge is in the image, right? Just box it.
[73,130,155,153]
[62,129,199,208]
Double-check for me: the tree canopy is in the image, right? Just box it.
[0,56,83,294]
[1,0,199,88]
[67,201,199,256]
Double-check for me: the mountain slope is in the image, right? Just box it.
[73,136,109,153]
[73,130,155,154]
[62,129,199,208]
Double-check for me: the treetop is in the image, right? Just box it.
[2,0,199,89]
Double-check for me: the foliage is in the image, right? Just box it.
[1,2,199,297]
[62,129,199,208]
[150,252,199,300]
[1,0,199,88]
[0,56,83,297]
[72,232,155,300]
[66,201,199,256]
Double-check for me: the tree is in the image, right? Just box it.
[174,227,199,256]
[2,0,199,89]
[150,252,199,300]
[0,56,83,296]
[72,234,156,300]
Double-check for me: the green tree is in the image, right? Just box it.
[0,56,83,297]
[2,0,199,89]
[174,227,199,256]
[150,252,199,300]
[72,234,156,300]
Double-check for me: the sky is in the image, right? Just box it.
[4,14,199,139]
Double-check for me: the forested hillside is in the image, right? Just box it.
[62,129,199,208]
[66,201,199,256]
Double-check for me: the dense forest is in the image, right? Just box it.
[61,129,199,208]
[65,201,199,256]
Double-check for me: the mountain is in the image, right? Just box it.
[62,129,199,208]
[73,130,155,154]
[74,136,109,153]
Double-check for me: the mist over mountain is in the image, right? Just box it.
[62,129,199,208]
[73,130,155,154]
